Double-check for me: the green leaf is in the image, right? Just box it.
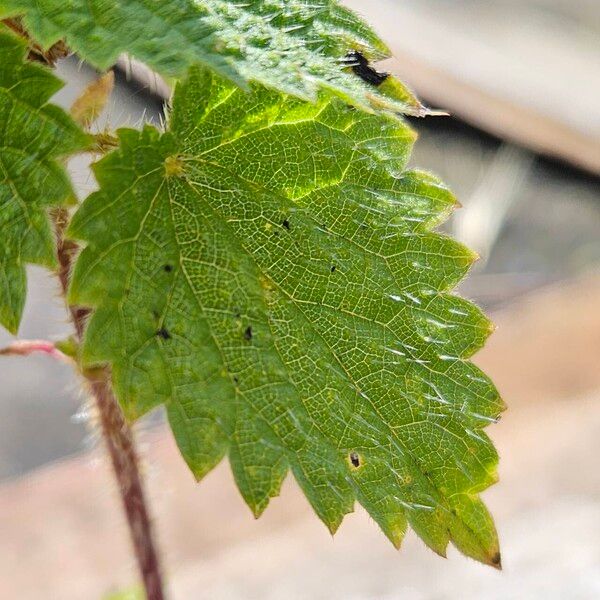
[0,0,425,116]
[69,66,504,566]
[0,26,89,333]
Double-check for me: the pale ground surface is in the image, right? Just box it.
[1,3,600,597]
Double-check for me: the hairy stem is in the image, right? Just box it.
[0,338,70,361]
[88,372,165,599]
[55,208,166,600]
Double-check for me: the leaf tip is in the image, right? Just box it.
[326,519,340,536]
[325,507,352,536]
[469,248,481,264]
[250,500,270,520]
[0,298,23,335]
[1,319,19,337]
[498,395,509,414]
[387,527,405,550]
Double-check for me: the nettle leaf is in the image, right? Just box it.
[0,0,425,115]
[0,27,89,333]
[69,66,504,566]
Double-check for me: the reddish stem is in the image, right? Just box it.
[55,208,166,600]
[89,373,165,599]
[0,339,70,361]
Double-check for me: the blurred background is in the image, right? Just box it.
[0,0,598,598]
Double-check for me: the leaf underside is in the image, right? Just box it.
[0,27,88,333]
[0,0,426,116]
[69,65,504,566]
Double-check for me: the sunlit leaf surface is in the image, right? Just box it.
[69,65,504,565]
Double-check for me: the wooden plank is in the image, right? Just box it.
[344,0,600,173]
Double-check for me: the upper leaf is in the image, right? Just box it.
[0,0,425,115]
[0,27,89,333]
[69,66,504,566]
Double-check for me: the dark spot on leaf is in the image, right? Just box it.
[156,327,171,340]
[152,309,159,319]
[273,230,280,236]
[163,264,173,272]
[233,376,239,384]
[282,219,290,230]
[330,265,336,273]
[349,452,360,468]
[244,326,253,341]
[344,50,389,87]
[491,552,502,569]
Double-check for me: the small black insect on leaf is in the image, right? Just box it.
[282,219,290,230]
[349,452,361,468]
[330,265,336,273]
[343,50,389,87]
[244,326,253,341]
[163,264,173,272]
[156,327,171,340]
